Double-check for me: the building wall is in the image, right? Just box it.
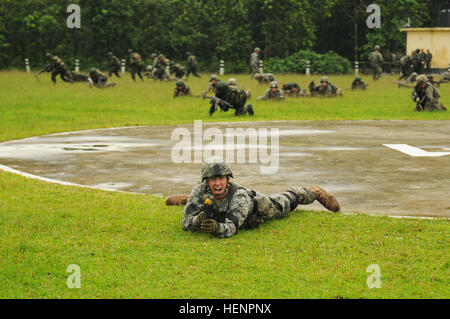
[401,28,450,68]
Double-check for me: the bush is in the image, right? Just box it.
[265,50,352,74]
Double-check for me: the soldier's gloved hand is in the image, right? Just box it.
[201,219,218,234]
[196,212,206,225]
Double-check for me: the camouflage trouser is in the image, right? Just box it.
[130,65,144,81]
[243,187,316,229]
[251,64,259,78]
[416,99,447,112]
[372,64,382,80]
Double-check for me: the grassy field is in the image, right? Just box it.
[0,71,449,298]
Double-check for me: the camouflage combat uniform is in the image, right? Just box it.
[315,77,341,97]
[88,68,115,88]
[169,62,185,79]
[399,55,412,80]
[250,48,260,79]
[257,83,285,101]
[351,77,367,90]
[173,80,192,97]
[181,181,316,238]
[153,55,172,80]
[412,75,446,111]
[186,53,200,78]
[108,53,121,78]
[254,73,275,84]
[128,50,144,81]
[213,81,253,116]
[369,46,383,80]
[45,54,74,84]
[282,82,301,96]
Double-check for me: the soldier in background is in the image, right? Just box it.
[393,72,417,88]
[173,80,192,97]
[186,52,201,78]
[351,76,367,90]
[412,74,446,111]
[383,49,393,74]
[88,68,116,88]
[442,68,450,81]
[411,49,424,74]
[369,45,383,81]
[128,49,144,82]
[169,61,185,80]
[153,54,172,81]
[207,74,220,93]
[250,47,261,79]
[176,159,341,238]
[399,54,412,80]
[107,52,121,78]
[425,50,432,73]
[254,73,275,84]
[43,53,74,84]
[257,81,285,101]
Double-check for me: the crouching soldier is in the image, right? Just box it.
[412,74,446,111]
[88,68,116,88]
[351,76,367,90]
[172,159,341,238]
[173,80,192,97]
[210,81,254,116]
[257,81,285,101]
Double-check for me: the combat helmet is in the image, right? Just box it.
[416,74,428,84]
[45,52,53,59]
[176,80,185,87]
[108,52,113,56]
[201,158,233,181]
[210,74,218,81]
[320,76,329,83]
[270,81,278,88]
[355,76,361,81]
[228,78,237,86]
[89,68,97,74]
[374,45,380,50]
[128,49,133,54]
[254,47,261,52]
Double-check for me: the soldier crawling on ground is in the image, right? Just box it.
[257,81,285,101]
[41,53,74,84]
[173,80,192,97]
[282,82,303,97]
[351,76,367,90]
[412,74,446,112]
[88,68,116,88]
[254,73,276,84]
[69,71,89,82]
[313,76,343,97]
[165,159,342,238]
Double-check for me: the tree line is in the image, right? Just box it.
[0,0,447,72]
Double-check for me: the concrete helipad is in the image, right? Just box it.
[0,121,449,218]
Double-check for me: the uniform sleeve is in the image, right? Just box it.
[181,184,206,232]
[425,85,434,100]
[213,189,253,238]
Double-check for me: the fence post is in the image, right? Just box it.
[75,59,79,72]
[219,60,224,75]
[355,61,359,75]
[259,60,263,74]
[121,59,126,74]
[25,58,30,73]
[306,60,310,76]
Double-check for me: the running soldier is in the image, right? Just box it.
[169,61,185,80]
[42,53,74,84]
[128,49,144,82]
[172,159,341,238]
[412,75,446,111]
[186,52,201,78]
[108,52,121,78]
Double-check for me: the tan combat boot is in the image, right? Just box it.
[311,186,342,212]
[165,194,190,206]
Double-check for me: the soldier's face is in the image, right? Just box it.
[208,176,228,199]
[271,87,277,93]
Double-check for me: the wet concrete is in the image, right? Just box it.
[0,121,449,218]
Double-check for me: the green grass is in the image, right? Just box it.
[0,71,449,298]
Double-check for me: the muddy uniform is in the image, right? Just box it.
[181,181,316,238]
[412,80,446,111]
